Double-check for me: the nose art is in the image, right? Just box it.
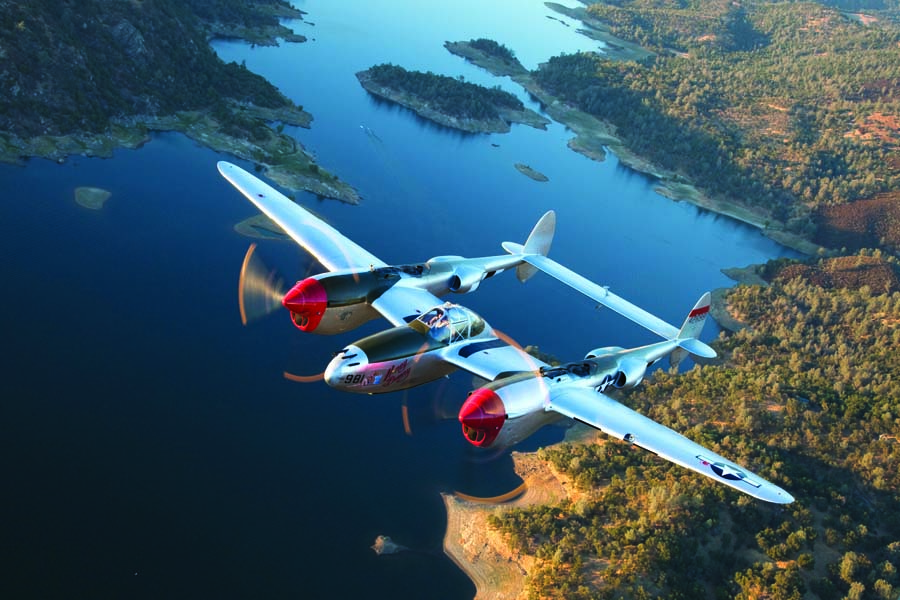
[325,346,366,388]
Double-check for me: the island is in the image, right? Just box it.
[443,40,529,78]
[0,0,359,203]
[443,39,641,183]
[371,535,408,556]
[514,163,548,182]
[74,187,112,211]
[355,64,549,134]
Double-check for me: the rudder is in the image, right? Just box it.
[670,292,716,367]
[513,211,555,282]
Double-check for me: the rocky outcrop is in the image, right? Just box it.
[371,535,408,555]
[442,451,576,600]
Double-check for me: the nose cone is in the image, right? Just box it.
[459,388,507,447]
[283,278,327,331]
[325,345,368,390]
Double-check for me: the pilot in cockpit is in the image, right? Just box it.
[426,308,447,328]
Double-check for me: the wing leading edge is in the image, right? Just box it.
[548,388,794,504]
[218,161,386,272]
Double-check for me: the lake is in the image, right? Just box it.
[0,1,798,598]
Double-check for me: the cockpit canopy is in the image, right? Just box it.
[416,304,486,344]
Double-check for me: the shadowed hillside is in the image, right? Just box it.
[0,0,300,137]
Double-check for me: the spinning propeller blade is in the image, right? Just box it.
[238,243,287,325]
[238,244,325,382]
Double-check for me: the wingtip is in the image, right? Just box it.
[761,486,795,505]
[778,489,796,504]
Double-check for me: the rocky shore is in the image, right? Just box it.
[0,1,361,205]
[0,103,360,205]
[205,4,309,46]
[442,450,583,600]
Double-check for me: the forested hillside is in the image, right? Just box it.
[491,254,900,598]
[0,0,299,137]
[534,1,900,239]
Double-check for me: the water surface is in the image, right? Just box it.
[0,2,798,598]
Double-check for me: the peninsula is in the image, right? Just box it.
[356,64,549,134]
[0,0,359,203]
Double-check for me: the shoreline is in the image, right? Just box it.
[443,428,602,599]
[0,103,361,205]
[0,10,361,205]
[446,35,822,257]
[442,451,572,600]
[204,4,309,47]
[441,26,822,594]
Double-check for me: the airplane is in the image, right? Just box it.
[218,161,794,504]
[220,162,554,336]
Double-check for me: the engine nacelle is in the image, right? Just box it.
[282,271,388,334]
[448,264,487,294]
[608,356,648,389]
[585,346,624,360]
[459,374,553,449]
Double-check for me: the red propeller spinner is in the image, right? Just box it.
[459,388,507,447]
[282,278,327,332]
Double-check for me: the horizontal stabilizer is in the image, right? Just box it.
[676,337,716,359]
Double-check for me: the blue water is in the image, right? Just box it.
[0,2,798,598]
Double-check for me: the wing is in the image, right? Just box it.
[218,161,387,272]
[547,387,794,503]
[369,282,444,327]
[439,338,549,382]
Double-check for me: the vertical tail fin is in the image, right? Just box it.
[501,211,556,282]
[670,292,716,367]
